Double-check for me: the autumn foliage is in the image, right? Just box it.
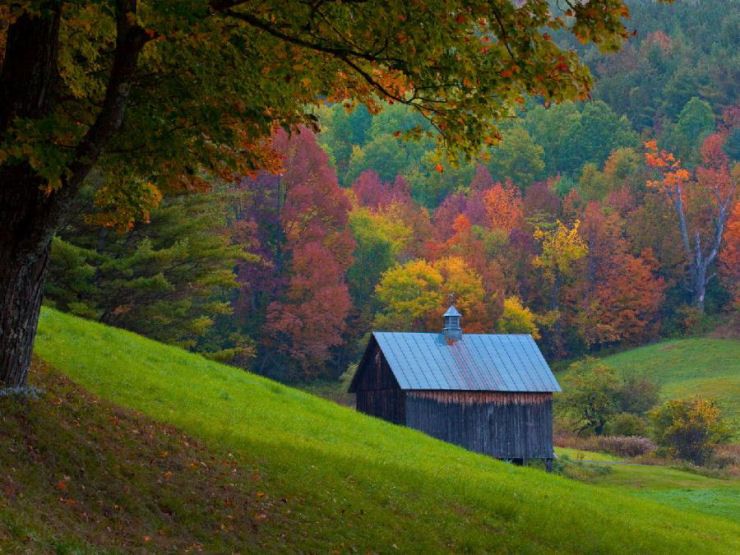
[45,115,739,379]
[7,1,736,386]
[233,129,355,380]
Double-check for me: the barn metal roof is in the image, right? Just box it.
[370,332,560,393]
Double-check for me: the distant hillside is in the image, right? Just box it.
[599,337,740,425]
[9,308,735,552]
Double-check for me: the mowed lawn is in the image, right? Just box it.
[31,308,740,553]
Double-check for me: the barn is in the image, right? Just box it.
[349,305,561,468]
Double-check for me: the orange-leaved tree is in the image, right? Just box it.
[644,138,738,311]
[576,201,666,346]
[720,201,740,305]
[482,181,524,233]
[1,0,651,387]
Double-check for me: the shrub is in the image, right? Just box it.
[649,398,732,465]
[595,436,656,458]
[708,444,740,472]
[618,377,660,415]
[554,434,656,458]
[605,412,648,437]
[557,359,660,436]
[557,361,620,435]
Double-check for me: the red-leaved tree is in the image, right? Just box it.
[236,128,354,380]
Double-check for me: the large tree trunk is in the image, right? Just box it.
[694,263,707,313]
[0,240,50,388]
[0,6,61,388]
[0,161,64,388]
[0,162,60,388]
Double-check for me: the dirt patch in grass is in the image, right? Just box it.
[0,359,291,553]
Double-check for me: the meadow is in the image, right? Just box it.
[3,307,733,552]
[555,447,739,523]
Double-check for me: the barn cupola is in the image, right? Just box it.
[443,304,462,342]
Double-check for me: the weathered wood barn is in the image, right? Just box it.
[349,305,561,468]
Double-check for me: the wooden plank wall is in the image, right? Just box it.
[406,392,553,459]
[355,343,406,424]
[356,389,406,425]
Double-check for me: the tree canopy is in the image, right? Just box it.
[0,0,666,387]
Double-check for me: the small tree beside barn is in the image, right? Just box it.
[349,305,560,468]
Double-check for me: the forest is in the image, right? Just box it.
[42,0,739,384]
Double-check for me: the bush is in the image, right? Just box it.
[618,377,660,415]
[664,305,718,337]
[605,412,648,436]
[557,359,660,436]
[649,398,733,465]
[557,361,620,435]
[595,436,656,458]
[708,444,740,472]
[554,434,657,458]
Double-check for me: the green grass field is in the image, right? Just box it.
[11,308,737,552]
[555,447,739,523]
[596,337,740,424]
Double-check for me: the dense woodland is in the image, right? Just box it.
[45,0,739,384]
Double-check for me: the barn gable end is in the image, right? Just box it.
[350,337,405,425]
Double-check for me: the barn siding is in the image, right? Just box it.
[356,389,406,425]
[405,392,553,459]
[354,342,406,424]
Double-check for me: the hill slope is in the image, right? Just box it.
[17,308,739,552]
[1,361,271,552]
[598,337,740,424]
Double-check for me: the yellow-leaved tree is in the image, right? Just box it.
[533,220,588,354]
[373,256,488,332]
[497,297,540,339]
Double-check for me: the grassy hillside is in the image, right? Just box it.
[597,338,740,424]
[1,361,270,552]
[11,308,737,552]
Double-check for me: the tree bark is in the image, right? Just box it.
[0,239,50,388]
[0,162,61,388]
[0,4,60,132]
[0,6,61,388]
[668,178,736,313]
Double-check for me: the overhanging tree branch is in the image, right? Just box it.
[223,9,405,67]
[45,0,154,236]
